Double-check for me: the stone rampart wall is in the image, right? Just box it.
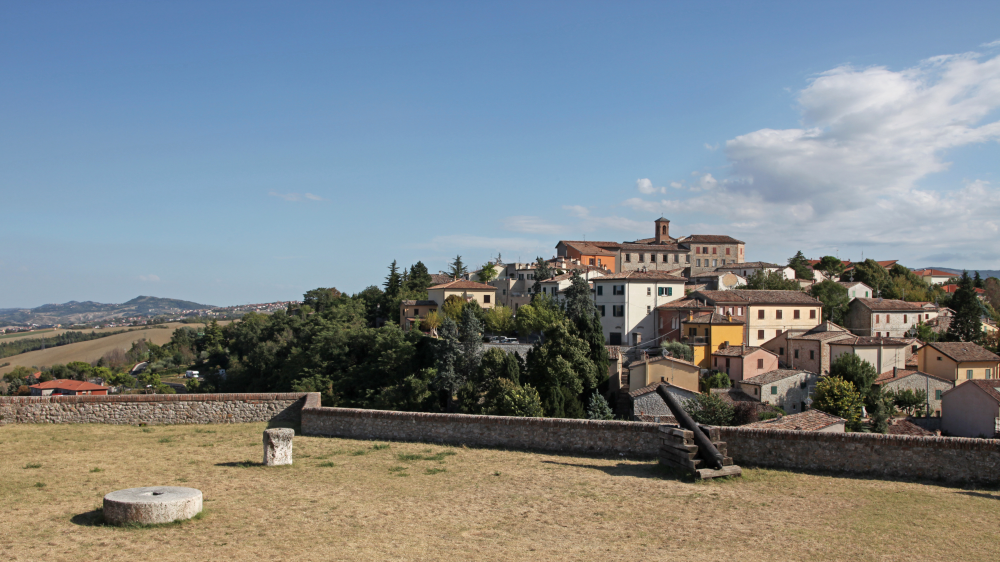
[0,393,308,425]
[719,426,1000,483]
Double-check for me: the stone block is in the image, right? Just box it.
[263,428,294,466]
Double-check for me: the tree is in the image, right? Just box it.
[788,251,813,280]
[974,271,984,289]
[887,388,927,416]
[701,371,731,392]
[983,277,1000,312]
[915,321,940,343]
[405,261,434,293]
[457,305,485,385]
[947,271,983,343]
[442,294,466,322]
[303,288,344,313]
[810,280,850,324]
[813,256,845,280]
[660,341,693,362]
[515,294,564,338]
[742,269,802,290]
[421,310,442,335]
[525,320,601,418]
[867,387,896,433]
[478,262,499,284]
[448,255,468,280]
[383,260,402,298]
[483,379,544,417]
[531,257,554,297]
[586,391,614,420]
[433,316,463,411]
[830,353,879,407]
[683,393,734,426]
[813,376,863,431]
[562,271,609,389]
[850,259,891,297]
[483,306,515,335]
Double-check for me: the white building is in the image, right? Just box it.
[718,261,795,281]
[593,270,686,346]
[838,281,873,300]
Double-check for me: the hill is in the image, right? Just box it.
[0,296,215,326]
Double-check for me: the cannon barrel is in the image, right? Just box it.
[656,385,724,470]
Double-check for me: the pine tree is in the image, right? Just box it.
[526,320,600,418]
[433,316,463,411]
[406,261,434,293]
[531,257,554,297]
[947,271,983,343]
[787,251,813,280]
[586,391,614,420]
[383,260,402,298]
[448,255,468,279]
[974,271,984,289]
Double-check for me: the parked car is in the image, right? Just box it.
[185,370,200,379]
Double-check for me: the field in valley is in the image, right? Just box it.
[1,422,997,561]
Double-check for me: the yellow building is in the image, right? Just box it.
[426,280,498,310]
[627,355,701,394]
[916,342,1000,383]
[679,312,745,369]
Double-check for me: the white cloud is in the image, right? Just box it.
[269,191,325,202]
[564,205,648,233]
[629,48,1000,264]
[704,143,719,151]
[417,235,547,255]
[637,178,657,194]
[138,274,160,282]
[501,216,566,235]
[982,39,1000,48]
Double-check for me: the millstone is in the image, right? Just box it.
[263,428,294,466]
[103,486,203,525]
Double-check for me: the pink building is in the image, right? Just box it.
[711,345,779,383]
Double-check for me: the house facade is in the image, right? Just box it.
[874,368,954,416]
[627,355,701,393]
[916,342,1000,383]
[30,379,109,396]
[710,344,779,383]
[738,369,819,414]
[678,313,745,369]
[717,261,794,280]
[941,380,1000,438]
[838,281,873,300]
[689,289,824,347]
[399,299,440,331]
[593,270,686,346]
[844,298,924,338]
[912,268,955,286]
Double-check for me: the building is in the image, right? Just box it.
[678,312,745,370]
[490,257,607,311]
[537,269,609,302]
[399,299,441,331]
[844,298,924,338]
[911,269,955,286]
[742,409,846,432]
[29,379,109,396]
[762,322,915,375]
[837,281,873,300]
[941,284,987,298]
[941,380,1000,438]
[556,217,746,278]
[400,280,497,328]
[627,382,698,422]
[874,368,954,416]
[738,369,819,414]
[688,289,824,347]
[685,271,747,291]
[626,354,701,393]
[916,342,1000,383]
[593,270,687,346]
[655,297,716,344]
[710,344,779,383]
[717,261,795,280]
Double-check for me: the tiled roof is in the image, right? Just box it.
[786,323,853,341]
[628,353,698,368]
[923,342,1000,363]
[679,234,745,244]
[428,280,498,291]
[628,381,698,399]
[913,269,955,277]
[886,420,935,436]
[945,379,1000,404]
[741,369,814,386]
[656,299,714,310]
[606,345,622,359]
[563,242,617,256]
[595,270,687,281]
[401,299,439,306]
[742,409,845,431]
[710,387,759,404]
[30,379,109,391]
[837,281,868,288]
[854,298,923,312]
[832,335,915,347]
[620,243,683,250]
[874,368,954,385]
[712,345,772,358]
[557,240,621,250]
[694,289,820,306]
[683,312,744,325]
[717,261,784,270]
[429,273,454,285]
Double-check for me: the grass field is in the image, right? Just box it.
[1,423,998,561]
[0,328,56,340]
[0,322,232,376]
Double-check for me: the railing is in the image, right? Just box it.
[681,336,708,345]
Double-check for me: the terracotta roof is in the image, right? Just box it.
[913,269,955,277]
[689,271,742,279]
[854,298,923,312]
[710,387,759,404]
[428,273,454,285]
[679,234,745,244]
[428,280,498,291]
[742,409,845,431]
[629,353,698,368]
[562,242,616,256]
[874,368,954,385]
[29,379,109,392]
[620,243,683,251]
[712,345,772,358]
[606,345,622,359]
[837,281,869,288]
[832,335,914,347]
[717,261,784,270]
[557,240,621,250]
[741,369,815,386]
[944,379,1000,404]
[656,299,714,310]
[595,270,687,281]
[886,420,935,436]
[627,381,697,399]
[922,342,1000,363]
[683,312,744,325]
[401,299,439,306]
[941,284,986,294]
[694,289,820,306]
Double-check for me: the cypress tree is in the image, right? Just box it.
[947,271,983,343]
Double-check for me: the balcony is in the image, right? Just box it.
[681,336,708,345]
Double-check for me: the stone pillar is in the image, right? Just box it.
[263,428,293,466]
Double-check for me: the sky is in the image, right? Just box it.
[2,1,999,308]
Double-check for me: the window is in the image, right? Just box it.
[696,259,701,267]
[685,255,690,263]
[875,315,879,324]
[704,328,710,336]
[597,285,603,296]
[518,274,524,280]
[937,356,942,361]
[738,307,743,315]
[597,259,602,267]
[794,350,799,359]
[612,305,624,317]
[502,289,506,295]
[667,287,673,296]
[935,390,942,400]
[712,247,717,254]
[987,368,993,378]
[903,315,907,323]
[647,305,651,313]
[726,248,731,255]
[484,295,490,304]
[885,314,891,324]
[809,350,814,360]
[598,305,605,317]
[967,369,974,380]
[776,310,783,320]
[625,254,631,262]
[712,259,717,267]
[689,327,698,337]
[638,254,644,263]
[779,347,785,355]
[720,259,726,265]
[589,258,595,266]
[758,310,765,319]
[613,285,625,295]
[695,247,700,254]
[413,309,419,316]
[647,287,651,296]
[661,225,667,235]
[754,388,759,396]
[793,310,800,319]
[703,247,709,254]
[674,254,679,263]
[771,386,777,395]
[810,310,816,319]
[757,330,765,339]
[925,314,929,319]
[776,329,782,336]
[757,358,764,369]
[725,358,731,370]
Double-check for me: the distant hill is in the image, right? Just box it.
[919,267,1000,279]
[0,296,215,326]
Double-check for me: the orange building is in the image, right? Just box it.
[555,241,617,272]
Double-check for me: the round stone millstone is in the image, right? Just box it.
[103,486,203,526]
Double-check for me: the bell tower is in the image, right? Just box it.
[655,217,671,243]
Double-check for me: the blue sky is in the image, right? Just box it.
[2,1,999,308]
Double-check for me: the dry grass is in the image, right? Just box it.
[1,423,998,561]
[0,323,229,376]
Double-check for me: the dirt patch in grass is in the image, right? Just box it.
[1,422,998,561]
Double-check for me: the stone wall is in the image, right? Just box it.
[719,426,1000,483]
[0,393,308,425]
[301,395,661,457]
